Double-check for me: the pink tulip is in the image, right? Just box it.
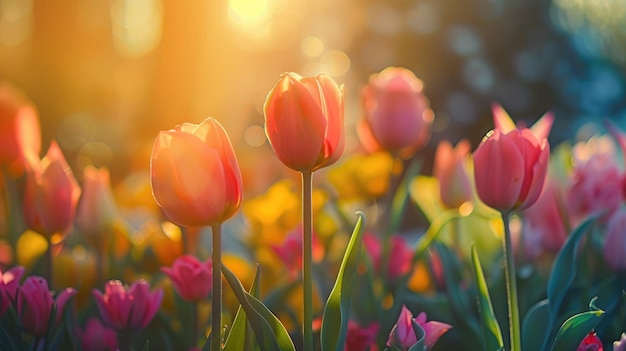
[577,331,603,351]
[363,233,412,280]
[161,255,212,302]
[359,67,433,155]
[433,139,472,208]
[344,321,379,351]
[264,73,345,172]
[80,317,118,351]
[473,107,552,211]
[75,166,118,243]
[603,207,626,271]
[387,305,451,351]
[271,226,323,278]
[0,82,41,176]
[18,276,76,336]
[0,266,24,315]
[521,179,568,260]
[93,279,163,331]
[23,141,81,237]
[151,118,243,227]
[613,333,626,351]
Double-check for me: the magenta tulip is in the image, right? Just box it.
[80,317,119,351]
[577,331,603,351]
[264,72,345,172]
[18,276,76,336]
[23,141,81,237]
[151,117,243,227]
[161,255,212,302]
[0,266,24,315]
[387,305,451,351]
[344,321,379,351]
[93,279,163,331]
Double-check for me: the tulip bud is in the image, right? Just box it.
[0,266,24,315]
[264,72,345,172]
[359,67,433,155]
[92,279,163,331]
[387,305,419,349]
[161,255,212,302]
[23,141,81,238]
[151,117,243,227]
[473,106,553,212]
[18,276,76,336]
[433,139,472,208]
[75,166,118,247]
[577,331,603,351]
[0,82,41,176]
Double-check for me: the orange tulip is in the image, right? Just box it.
[23,141,81,237]
[433,139,472,208]
[150,117,243,227]
[359,67,433,155]
[264,73,345,172]
[0,82,41,175]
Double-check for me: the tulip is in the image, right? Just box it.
[387,305,451,351]
[0,82,41,176]
[80,317,119,351]
[473,128,550,212]
[75,166,118,242]
[23,141,81,237]
[603,207,626,271]
[92,279,163,331]
[264,72,345,172]
[433,139,472,208]
[363,232,412,280]
[613,333,626,351]
[161,255,212,302]
[0,265,24,315]
[344,321,379,351]
[577,331,603,351]
[150,117,243,227]
[18,276,76,336]
[359,67,433,155]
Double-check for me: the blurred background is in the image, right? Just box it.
[1,0,626,193]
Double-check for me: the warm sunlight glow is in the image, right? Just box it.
[228,0,270,26]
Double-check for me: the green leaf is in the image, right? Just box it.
[222,264,295,351]
[224,267,261,351]
[407,320,426,351]
[389,158,422,234]
[470,244,504,351]
[142,340,150,351]
[522,299,550,351]
[320,211,366,351]
[547,216,596,319]
[550,309,605,351]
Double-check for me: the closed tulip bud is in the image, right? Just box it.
[75,166,118,246]
[161,255,212,302]
[433,139,472,208]
[0,266,24,315]
[359,67,433,155]
[23,141,81,237]
[473,107,553,212]
[151,117,243,227]
[264,72,345,172]
[0,82,41,176]
[18,276,76,336]
[93,279,163,331]
[603,207,626,271]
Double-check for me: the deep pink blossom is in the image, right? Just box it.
[0,266,24,315]
[344,320,379,351]
[161,255,212,302]
[364,233,412,280]
[80,317,118,351]
[93,280,163,331]
[577,331,603,351]
[18,276,76,336]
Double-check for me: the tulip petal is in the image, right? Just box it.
[491,104,516,134]
[530,111,554,142]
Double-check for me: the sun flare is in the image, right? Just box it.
[228,0,270,25]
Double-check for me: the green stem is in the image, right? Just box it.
[302,171,313,351]
[501,211,521,351]
[44,236,53,289]
[211,224,222,351]
[191,301,198,349]
[118,327,132,351]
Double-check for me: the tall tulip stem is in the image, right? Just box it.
[44,236,53,288]
[211,224,223,351]
[501,211,521,351]
[302,171,314,351]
